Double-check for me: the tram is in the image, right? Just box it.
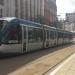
[0,17,73,53]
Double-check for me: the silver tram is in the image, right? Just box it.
[0,17,73,53]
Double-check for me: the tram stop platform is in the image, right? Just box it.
[48,53,75,75]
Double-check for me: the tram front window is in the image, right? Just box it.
[2,24,22,44]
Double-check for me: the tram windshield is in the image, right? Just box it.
[1,20,22,44]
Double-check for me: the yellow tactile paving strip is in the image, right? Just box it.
[50,53,75,75]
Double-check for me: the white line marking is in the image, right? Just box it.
[49,53,75,75]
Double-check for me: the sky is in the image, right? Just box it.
[56,0,75,19]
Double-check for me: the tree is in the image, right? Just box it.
[34,16,43,24]
[52,20,63,29]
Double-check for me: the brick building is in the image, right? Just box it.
[44,0,57,25]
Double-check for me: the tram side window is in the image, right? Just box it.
[64,33,66,38]
[24,26,26,39]
[16,25,22,43]
[58,32,62,39]
[47,30,49,39]
[36,29,43,41]
[28,27,43,43]
[58,32,60,39]
[28,27,34,43]
[23,26,26,43]
[50,31,55,39]
[55,31,57,39]
[61,32,63,38]
[54,31,56,39]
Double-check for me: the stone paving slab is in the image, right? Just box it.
[49,53,75,75]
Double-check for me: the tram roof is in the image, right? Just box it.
[0,17,16,22]
[0,17,72,33]
[18,18,43,28]
[0,17,42,28]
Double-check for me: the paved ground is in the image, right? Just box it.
[48,53,75,75]
[0,44,75,75]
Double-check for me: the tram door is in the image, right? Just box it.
[23,26,27,53]
[44,29,50,48]
[27,27,43,51]
[50,30,56,46]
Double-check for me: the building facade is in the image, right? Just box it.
[66,13,75,42]
[3,0,15,17]
[44,0,57,25]
[66,13,75,23]
[0,0,4,17]
[65,13,75,32]
[1,0,57,26]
